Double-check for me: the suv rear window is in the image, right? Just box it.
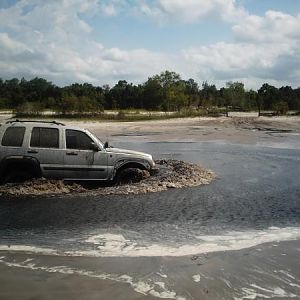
[30,127,59,148]
[2,126,26,147]
[66,129,93,150]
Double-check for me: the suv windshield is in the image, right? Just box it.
[86,130,103,146]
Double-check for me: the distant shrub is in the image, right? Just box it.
[15,102,42,116]
[117,111,126,119]
[0,97,10,109]
[273,101,289,115]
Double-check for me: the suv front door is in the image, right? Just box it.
[63,129,108,180]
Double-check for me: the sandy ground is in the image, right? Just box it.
[63,116,300,146]
[1,114,299,145]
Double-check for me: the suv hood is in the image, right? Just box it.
[107,147,152,159]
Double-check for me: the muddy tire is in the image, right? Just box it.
[113,169,128,185]
[114,168,150,185]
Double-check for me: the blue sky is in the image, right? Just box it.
[0,0,299,88]
[240,0,300,16]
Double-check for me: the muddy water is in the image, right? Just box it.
[0,139,299,299]
[0,140,299,251]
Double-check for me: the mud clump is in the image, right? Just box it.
[0,160,215,197]
[0,179,85,196]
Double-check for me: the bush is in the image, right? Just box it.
[117,111,126,119]
[273,101,289,115]
[15,102,42,117]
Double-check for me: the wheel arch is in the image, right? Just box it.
[0,156,42,180]
[113,159,149,180]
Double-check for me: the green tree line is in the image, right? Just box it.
[1,71,300,114]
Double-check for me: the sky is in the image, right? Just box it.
[0,0,300,89]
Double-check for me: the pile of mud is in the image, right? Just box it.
[0,179,86,196]
[230,117,257,128]
[0,160,215,197]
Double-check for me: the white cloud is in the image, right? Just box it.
[0,0,299,88]
[102,4,117,16]
[233,11,300,43]
[99,0,129,17]
[0,33,30,54]
[0,0,174,85]
[179,9,300,87]
[136,0,247,23]
[182,42,296,85]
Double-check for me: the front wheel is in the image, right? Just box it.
[114,167,150,185]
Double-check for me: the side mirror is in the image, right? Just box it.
[91,142,100,151]
[104,141,109,148]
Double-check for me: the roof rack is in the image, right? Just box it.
[5,120,65,126]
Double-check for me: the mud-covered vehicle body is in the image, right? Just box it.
[0,120,155,183]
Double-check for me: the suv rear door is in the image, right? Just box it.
[1,125,26,158]
[29,126,64,179]
[63,129,108,180]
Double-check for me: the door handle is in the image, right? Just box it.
[27,150,38,154]
[66,152,78,156]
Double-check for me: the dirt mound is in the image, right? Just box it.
[229,117,258,128]
[0,179,85,196]
[0,160,215,197]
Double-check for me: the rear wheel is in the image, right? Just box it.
[2,170,34,184]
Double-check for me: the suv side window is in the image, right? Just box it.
[1,126,26,147]
[66,130,93,150]
[30,127,59,148]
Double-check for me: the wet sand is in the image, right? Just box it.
[0,240,299,300]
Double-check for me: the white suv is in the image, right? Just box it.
[0,120,155,183]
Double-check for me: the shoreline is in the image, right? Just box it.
[0,239,299,300]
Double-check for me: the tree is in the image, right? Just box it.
[0,79,9,108]
[163,82,188,111]
[0,74,299,114]
[4,78,24,107]
[245,89,259,112]
[273,101,289,115]
[294,88,300,110]
[20,77,58,108]
[153,70,181,88]
[142,77,163,110]
[107,80,139,109]
[199,82,218,108]
[279,86,296,110]
[258,83,279,110]
[184,79,199,107]
[142,71,187,111]
[56,92,99,114]
[63,82,104,109]
[223,82,246,109]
